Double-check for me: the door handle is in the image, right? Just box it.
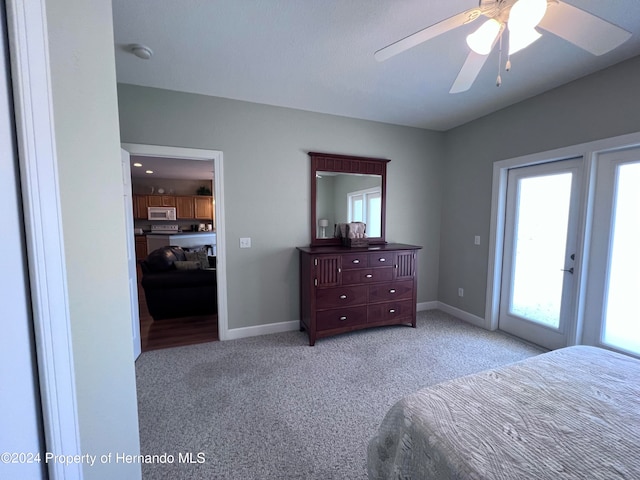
[561,267,574,274]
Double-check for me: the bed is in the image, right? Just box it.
[367,345,640,479]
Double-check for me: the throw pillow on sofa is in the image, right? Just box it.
[185,250,209,269]
[174,260,201,270]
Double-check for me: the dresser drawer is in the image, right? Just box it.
[368,251,394,266]
[368,300,414,323]
[368,280,414,303]
[342,267,394,285]
[341,253,369,269]
[316,306,366,331]
[316,285,367,309]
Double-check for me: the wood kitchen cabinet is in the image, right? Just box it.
[298,243,421,346]
[133,194,148,219]
[194,196,213,220]
[134,235,148,260]
[147,195,176,207]
[133,194,214,221]
[175,195,213,220]
[176,196,195,219]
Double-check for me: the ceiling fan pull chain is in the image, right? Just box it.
[496,33,503,87]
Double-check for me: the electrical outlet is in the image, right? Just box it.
[239,237,252,248]
[474,235,481,245]
[458,288,464,297]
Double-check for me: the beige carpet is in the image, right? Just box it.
[135,309,544,479]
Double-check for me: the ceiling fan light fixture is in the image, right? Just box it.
[509,0,548,30]
[466,19,502,55]
[508,27,542,55]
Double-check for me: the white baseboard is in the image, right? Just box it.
[436,302,488,329]
[224,302,488,341]
[225,320,299,341]
[417,301,439,311]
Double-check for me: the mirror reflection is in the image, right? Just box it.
[315,172,382,239]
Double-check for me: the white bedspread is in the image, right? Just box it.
[367,346,640,479]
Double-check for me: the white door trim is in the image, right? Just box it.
[486,131,640,341]
[121,149,141,359]
[6,1,82,479]
[121,143,229,341]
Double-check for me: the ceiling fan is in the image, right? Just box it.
[375,0,632,93]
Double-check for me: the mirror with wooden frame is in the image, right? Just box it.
[310,152,389,246]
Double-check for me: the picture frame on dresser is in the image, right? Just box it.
[299,152,421,346]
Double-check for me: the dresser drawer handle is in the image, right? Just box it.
[389,289,396,294]
[339,316,347,321]
[366,274,373,278]
[339,295,347,299]
[378,258,386,262]
[352,259,360,264]
[389,309,396,314]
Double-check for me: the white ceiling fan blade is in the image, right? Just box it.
[449,50,491,94]
[538,1,631,56]
[375,8,482,62]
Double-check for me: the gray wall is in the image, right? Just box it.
[316,175,336,236]
[439,55,640,318]
[46,0,141,477]
[117,85,444,328]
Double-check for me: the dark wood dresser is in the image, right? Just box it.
[298,243,421,345]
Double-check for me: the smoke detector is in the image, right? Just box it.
[128,44,153,60]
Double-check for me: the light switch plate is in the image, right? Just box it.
[239,237,251,248]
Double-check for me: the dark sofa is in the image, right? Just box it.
[140,246,217,320]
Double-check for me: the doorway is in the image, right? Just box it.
[121,143,228,353]
[498,158,584,350]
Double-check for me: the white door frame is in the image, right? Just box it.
[1,1,46,477]
[486,131,640,346]
[121,143,229,341]
[121,149,141,359]
[6,1,82,478]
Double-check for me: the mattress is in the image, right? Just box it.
[367,345,640,479]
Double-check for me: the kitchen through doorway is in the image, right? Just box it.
[121,144,227,353]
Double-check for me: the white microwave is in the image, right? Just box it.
[147,206,176,221]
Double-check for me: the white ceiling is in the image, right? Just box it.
[130,155,213,180]
[112,0,640,131]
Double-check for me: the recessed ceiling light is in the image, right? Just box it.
[145,170,154,174]
[133,162,142,167]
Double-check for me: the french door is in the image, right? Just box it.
[584,147,640,356]
[499,158,584,350]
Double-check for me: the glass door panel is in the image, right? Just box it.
[510,173,572,328]
[602,161,640,354]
